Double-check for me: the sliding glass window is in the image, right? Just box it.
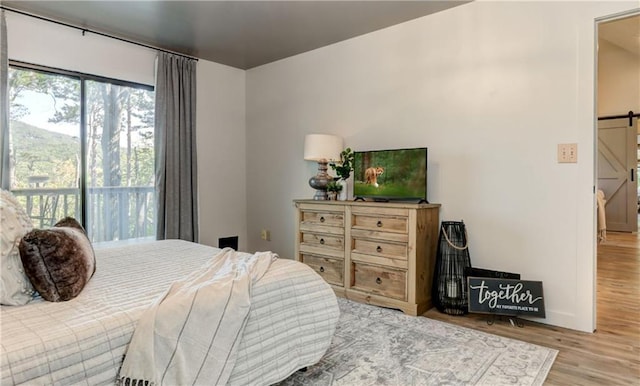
[6,63,155,243]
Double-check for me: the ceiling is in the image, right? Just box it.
[599,14,640,57]
[2,1,471,69]
[3,1,637,68]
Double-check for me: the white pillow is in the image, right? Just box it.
[1,189,35,305]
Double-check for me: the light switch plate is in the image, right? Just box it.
[558,143,577,163]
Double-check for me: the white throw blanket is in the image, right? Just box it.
[117,248,277,386]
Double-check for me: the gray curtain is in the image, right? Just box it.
[1,10,9,189]
[155,52,198,242]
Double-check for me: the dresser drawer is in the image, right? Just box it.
[352,238,407,260]
[299,232,344,259]
[301,210,344,228]
[301,254,344,287]
[302,232,344,250]
[351,262,406,300]
[351,213,408,234]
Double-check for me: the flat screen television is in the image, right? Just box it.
[353,147,427,202]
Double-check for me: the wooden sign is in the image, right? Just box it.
[467,277,545,318]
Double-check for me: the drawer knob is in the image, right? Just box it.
[320,266,325,273]
[320,238,325,245]
[376,220,383,227]
[376,277,382,285]
[376,246,382,253]
[320,216,326,223]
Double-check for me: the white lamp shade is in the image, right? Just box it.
[303,134,343,162]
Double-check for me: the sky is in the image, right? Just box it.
[14,89,153,147]
[16,90,78,137]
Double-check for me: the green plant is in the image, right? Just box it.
[326,180,343,192]
[330,147,354,181]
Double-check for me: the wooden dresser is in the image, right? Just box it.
[294,200,440,316]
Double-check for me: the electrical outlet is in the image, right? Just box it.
[558,143,577,163]
[260,229,270,241]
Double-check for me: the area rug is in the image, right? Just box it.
[278,298,558,386]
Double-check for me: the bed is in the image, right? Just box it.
[0,240,340,385]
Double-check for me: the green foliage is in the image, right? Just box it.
[8,67,156,242]
[8,67,155,190]
[9,120,155,190]
[327,180,343,192]
[9,68,80,122]
[10,121,80,188]
[330,147,354,180]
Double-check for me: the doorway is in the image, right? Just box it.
[595,11,640,331]
[597,14,639,233]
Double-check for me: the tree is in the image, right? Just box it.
[8,69,81,189]
[8,67,155,241]
[124,88,154,186]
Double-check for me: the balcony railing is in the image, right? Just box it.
[11,186,156,243]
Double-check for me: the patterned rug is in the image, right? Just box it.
[278,298,557,386]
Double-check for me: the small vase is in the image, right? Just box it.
[338,180,348,201]
[327,192,337,201]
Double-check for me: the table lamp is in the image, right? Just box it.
[304,134,343,200]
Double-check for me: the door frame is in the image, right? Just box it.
[593,9,640,331]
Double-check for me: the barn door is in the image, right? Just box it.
[597,117,637,232]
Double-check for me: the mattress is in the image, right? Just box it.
[0,240,339,385]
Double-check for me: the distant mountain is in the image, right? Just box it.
[10,120,79,188]
[11,120,79,148]
[10,120,155,189]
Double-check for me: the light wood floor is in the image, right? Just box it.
[423,231,640,385]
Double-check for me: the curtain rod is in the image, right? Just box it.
[0,5,199,61]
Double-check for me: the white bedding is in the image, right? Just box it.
[0,240,339,385]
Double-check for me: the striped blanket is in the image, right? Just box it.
[1,240,339,385]
[117,249,276,386]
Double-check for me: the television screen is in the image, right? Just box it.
[353,147,427,202]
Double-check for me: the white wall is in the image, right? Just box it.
[196,61,247,250]
[598,39,640,117]
[6,11,248,249]
[6,12,156,85]
[246,1,638,332]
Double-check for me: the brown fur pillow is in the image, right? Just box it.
[19,217,96,302]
